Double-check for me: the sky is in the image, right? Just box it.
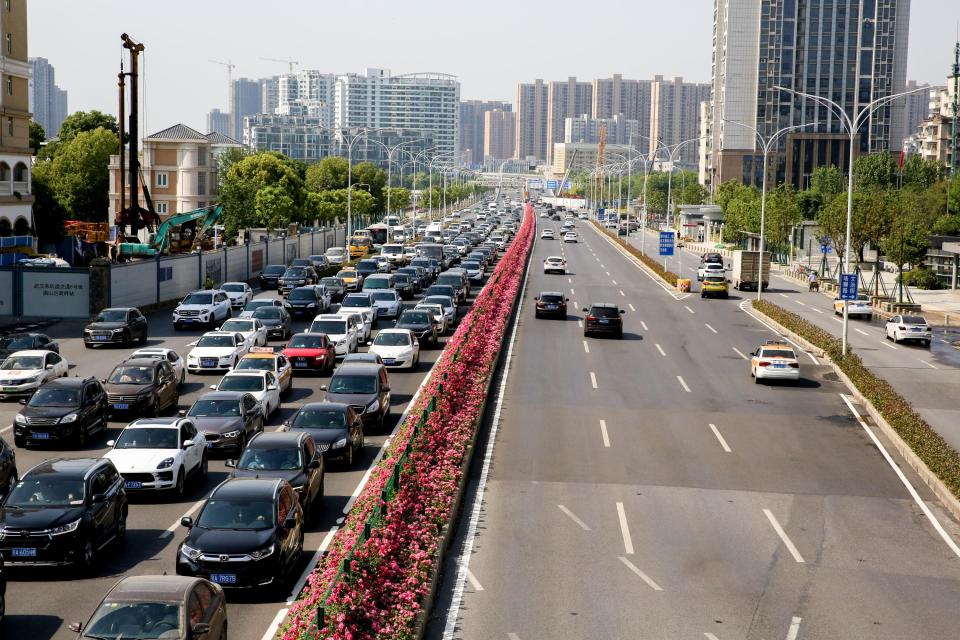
[28,0,960,136]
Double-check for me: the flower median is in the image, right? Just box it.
[279,208,536,640]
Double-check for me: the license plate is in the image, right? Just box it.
[599,319,610,324]
[113,403,130,410]
[383,359,396,365]
[911,328,922,332]
[546,305,557,310]
[94,335,108,341]
[181,319,197,323]
[12,547,36,557]
[124,480,142,489]
[294,362,308,368]
[201,359,216,368]
[773,364,787,369]
[1,387,17,393]
[32,432,50,440]
[207,442,214,449]
[210,573,236,584]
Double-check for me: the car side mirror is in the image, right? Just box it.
[68,622,83,633]
[178,409,187,417]
[106,440,116,447]
[382,385,390,393]
[183,439,194,449]
[45,364,54,370]
[581,308,588,313]
[565,298,570,302]
[191,622,211,636]
[283,515,297,530]
[224,459,237,468]
[620,310,625,314]
[181,516,194,528]
[19,398,26,405]
[320,384,328,391]
[308,459,321,469]
[209,385,217,390]
[100,378,107,384]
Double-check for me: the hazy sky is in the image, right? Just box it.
[28,0,960,136]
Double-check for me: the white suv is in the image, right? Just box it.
[173,290,232,330]
[104,417,207,497]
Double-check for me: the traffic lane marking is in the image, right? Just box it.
[618,556,663,591]
[599,419,610,447]
[763,508,805,563]
[677,376,691,393]
[616,502,634,555]
[655,344,666,357]
[708,423,732,452]
[590,372,598,389]
[733,347,749,360]
[558,504,592,531]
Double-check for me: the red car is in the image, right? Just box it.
[282,332,336,374]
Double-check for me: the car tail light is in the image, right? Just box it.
[536,301,545,308]
[789,363,799,368]
[758,361,770,367]
[586,316,596,321]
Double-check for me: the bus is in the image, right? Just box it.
[365,223,389,246]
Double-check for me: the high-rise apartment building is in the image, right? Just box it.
[230,78,262,141]
[261,76,279,116]
[243,115,334,163]
[0,0,34,236]
[592,74,653,153]
[276,71,336,125]
[515,79,549,163]
[649,76,711,167]
[29,57,67,139]
[483,109,515,161]
[564,114,640,147]
[206,108,231,138]
[904,80,931,138]
[460,100,511,166]
[706,0,911,189]
[546,77,592,164]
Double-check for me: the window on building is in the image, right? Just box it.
[5,34,10,55]
[156,172,169,188]
[197,172,206,196]
[6,117,11,136]
[198,148,207,166]
[5,76,11,96]
[156,202,168,214]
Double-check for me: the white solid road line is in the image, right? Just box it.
[685,305,695,314]
[570,288,575,295]
[677,375,692,393]
[558,504,592,531]
[286,525,339,604]
[578,320,584,328]
[786,616,802,640]
[619,290,626,297]
[704,634,721,640]
[705,323,718,334]
[733,347,749,360]
[763,508,805,563]
[463,565,484,592]
[708,423,732,453]
[640,320,648,330]
[165,500,205,535]
[611,279,618,285]
[260,609,290,640]
[739,300,820,365]
[655,343,666,357]
[618,557,663,591]
[629,304,637,312]
[616,502,635,555]
[0,424,11,435]
[590,371,598,389]
[855,328,869,336]
[840,394,960,558]
[919,359,937,369]
[583,340,590,354]
[599,419,611,447]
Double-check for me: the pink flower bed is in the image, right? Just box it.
[279,205,535,640]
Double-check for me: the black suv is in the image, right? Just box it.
[395,310,437,345]
[0,458,127,570]
[83,307,149,348]
[322,362,391,432]
[278,266,319,296]
[0,436,16,498]
[534,292,569,319]
[183,391,265,455]
[582,303,625,338]
[284,286,327,319]
[355,259,380,280]
[0,333,59,360]
[14,377,108,448]
[702,253,724,265]
[284,402,364,469]
[259,265,287,290]
[103,358,180,418]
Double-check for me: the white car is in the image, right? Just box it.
[380,244,407,266]
[415,303,449,335]
[834,295,872,319]
[211,370,281,418]
[186,332,250,373]
[309,314,359,356]
[235,348,293,395]
[750,342,801,383]
[370,290,403,319]
[173,290,232,330]
[540,229,555,240]
[219,317,268,349]
[369,329,420,370]
[128,348,187,386]
[543,256,566,274]
[104,417,207,496]
[886,314,932,346]
[578,213,589,220]
[563,232,579,243]
[340,311,371,344]
[697,262,725,281]
[338,293,378,330]
[221,282,253,309]
[0,350,69,398]
[423,295,456,329]
[325,247,349,265]
[239,298,284,318]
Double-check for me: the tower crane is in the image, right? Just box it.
[260,57,300,73]
[208,59,235,109]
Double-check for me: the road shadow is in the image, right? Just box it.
[0,614,63,640]
[756,377,822,389]
[621,332,644,341]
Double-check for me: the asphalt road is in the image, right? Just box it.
[1,252,490,639]
[429,213,960,640]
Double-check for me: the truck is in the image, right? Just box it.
[731,250,771,291]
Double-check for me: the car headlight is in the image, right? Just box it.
[337,339,346,346]
[112,328,125,334]
[219,356,233,363]
[307,303,317,308]
[366,399,379,414]
[60,413,78,423]
[332,438,348,449]
[200,312,210,319]
[188,355,198,362]
[14,414,26,424]
[181,543,202,561]
[250,543,275,560]
[157,457,175,469]
[222,429,242,439]
[49,519,81,536]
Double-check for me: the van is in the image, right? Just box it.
[362,274,396,291]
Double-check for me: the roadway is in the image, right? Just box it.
[429,213,960,640]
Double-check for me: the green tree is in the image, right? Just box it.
[764,185,802,253]
[900,155,945,191]
[949,173,960,214]
[305,156,349,192]
[30,169,66,243]
[254,185,296,231]
[47,110,120,161]
[853,152,897,191]
[804,165,845,218]
[678,180,707,206]
[351,162,387,210]
[386,187,410,212]
[817,193,849,267]
[219,152,306,237]
[932,214,960,236]
[881,192,931,301]
[216,147,249,189]
[719,182,761,243]
[29,121,45,155]
[32,127,119,219]
[849,190,892,264]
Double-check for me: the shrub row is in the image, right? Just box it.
[753,299,960,498]
[590,221,683,285]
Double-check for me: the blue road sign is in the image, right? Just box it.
[659,231,675,256]
[839,273,858,300]
[821,244,832,254]
[597,207,606,221]
[546,180,558,189]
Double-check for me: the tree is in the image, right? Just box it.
[32,127,119,219]
[881,192,931,301]
[30,169,66,243]
[849,190,892,264]
[216,147,249,189]
[305,156,349,192]
[817,193,849,268]
[57,110,119,143]
[254,186,296,231]
[949,173,960,214]
[386,187,410,212]
[719,182,761,243]
[901,155,945,192]
[351,162,386,210]
[764,185,802,253]
[853,152,897,191]
[219,152,306,237]
[804,165,845,218]
[678,180,707,206]
[29,121,45,155]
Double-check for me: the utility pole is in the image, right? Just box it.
[951,40,959,176]
[121,33,144,235]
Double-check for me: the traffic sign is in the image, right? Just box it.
[546,180,558,189]
[839,273,858,300]
[659,231,675,256]
[821,244,832,254]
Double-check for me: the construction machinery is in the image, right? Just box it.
[119,205,223,259]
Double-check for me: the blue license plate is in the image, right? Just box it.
[294,362,308,368]
[12,547,36,557]
[32,432,50,440]
[94,335,108,341]
[545,305,557,310]
[773,364,787,369]
[383,359,396,365]
[599,319,610,324]
[207,442,214,449]
[911,328,922,332]
[210,573,236,584]
[124,480,142,489]
[201,359,216,368]
[113,403,130,410]
[182,319,196,323]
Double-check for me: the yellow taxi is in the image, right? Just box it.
[234,347,293,395]
[749,340,800,384]
[337,268,362,291]
[700,274,729,299]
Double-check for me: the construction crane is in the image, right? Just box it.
[260,56,300,73]
[209,59,235,109]
[596,123,607,207]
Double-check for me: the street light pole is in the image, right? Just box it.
[661,136,701,233]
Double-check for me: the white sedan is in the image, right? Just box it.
[221,282,254,308]
[128,347,187,386]
[104,418,207,497]
[750,342,801,383]
[0,350,69,398]
[543,256,567,274]
[211,370,281,418]
[563,232,579,243]
[309,315,359,356]
[540,229,555,240]
[219,317,268,348]
[369,329,420,369]
[886,314,932,346]
[186,332,250,373]
[414,303,449,335]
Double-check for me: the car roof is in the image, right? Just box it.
[761,342,795,351]
[5,349,52,357]
[241,351,279,359]
[44,377,87,388]
[224,369,269,378]
[314,314,346,321]
[589,303,619,309]
[249,431,309,448]
[126,418,184,429]
[1,332,45,339]
[106,575,203,602]
[201,331,239,337]
[545,256,564,260]
[26,457,105,478]
[101,307,136,312]
[211,477,282,500]
[299,401,350,412]
[378,328,414,334]
[131,347,174,355]
[333,362,383,375]
[539,291,564,296]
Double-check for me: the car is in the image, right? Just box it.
[322,362,391,432]
[342,352,384,365]
[368,329,420,369]
[176,477,304,591]
[362,273,396,292]
[0,457,127,570]
[283,403,364,468]
[282,332,337,374]
[0,555,5,624]
[697,262,725,281]
[211,370,281,419]
[325,247,349,265]
[380,244,408,266]
[391,273,416,300]
[83,307,148,347]
[563,232,579,243]
[0,436,16,498]
[395,309,438,346]
[834,295,873,319]
[320,276,347,303]
[339,292,378,330]
[239,298,284,318]
[543,256,566,274]
[307,254,330,270]
[68,575,228,640]
[436,272,468,304]
[284,285,332,318]
[579,212,589,220]
[886,314,932,346]
[186,332,250,373]
[309,315,359,357]
[424,284,458,304]
[252,305,293,341]
[278,266,319,296]
[700,274,729,298]
[750,341,801,383]
[13,377,108,448]
[219,317,268,348]
[582,303,624,338]
[221,282,254,308]
[183,391,264,455]
[336,268,363,291]
[0,332,59,360]
[173,290,232,330]
[534,292,569,319]
[104,417,208,497]
[104,358,180,418]
[355,259,381,280]
[0,350,69,399]
[340,311,371,345]
[397,267,425,292]
[258,265,287,290]
[226,432,324,521]
[369,290,403,320]
[461,260,484,283]
[128,347,187,386]
[414,303,448,335]
[423,295,456,329]
[235,347,293,395]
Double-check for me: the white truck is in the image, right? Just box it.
[731,251,771,291]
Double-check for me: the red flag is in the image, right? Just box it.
[898,149,906,169]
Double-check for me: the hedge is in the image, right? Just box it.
[753,299,960,499]
[590,221,683,286]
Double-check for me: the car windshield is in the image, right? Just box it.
[219,376,265,392]
[462,262,480,269]
[222,284,245,293]
[327,249,346,256]
[288,334,325,349]
[2,355,43,370]
[365,278,390,289]
[903,316,927,325]
[761,349,796,359]
[181,293,213,305]
[374,332,411,347]
[236,358,274,372]
[336,271,356,279]
[283,268,308,278]
[357,261,378,270]
[94,310,128,322]
[108,366,154,384]
[197,498,275,530]
[372,292,397,302]
[237,446,302,471]
[540,294,563,303]
[83,601,182,640]
[264,266,286,275]
[342,294,372,307]
[221,320,254,332]
[311,320,346,335]
[400,312,430,325]
[245,300,276,311]
[288,289,316,301]
[114,427,178,450]
[0,335,35,349]
[196,335,235,348]
[253,307,282,320]
[424,296,452,308]
[293,408,347,430]
[291,260,310,267]
[321,278,343,287]
[328,374,377,394]
[6,475,85,507]
[189,399,241,417]
[382,245,402,253]
[438,276,460,285]
[28,387,80,407]
[590,306,620,318]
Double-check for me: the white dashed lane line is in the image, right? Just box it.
[704,323,717,334]
[655,343,666,357]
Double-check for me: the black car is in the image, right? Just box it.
[289,258,312,268]
[103,358,180,418]
[355,259,380,280]
[322,362,391,432]
[424,284,458,301]
[278,266,318,296]
[284,286,327,319]
[258,265,287,290]
[0,333,59,360]
[409,258,437,280]
[0,437,16,498]
[307,254,330,270]
[13,377,108,448]
[396,267,424,293]
[534,291,569,319]
[176,478,304,591]
[702,253,724,265]
[583,303,625,338]
[83,307,148,348]
[227,432,324,521]
[183,391,264,455]
[285,402,364,468]
[0,458,127,570]
[252,306,293,340]
[395,310,437,345]
[0,555,5,624]
[391,273,416,300]
[320,276,347,303]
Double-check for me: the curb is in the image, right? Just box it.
[587,223,686,297]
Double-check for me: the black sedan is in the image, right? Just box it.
[395,310,438,346]
[284,402,364,468]
[83,307,149,348]
[534,292,569,319]
[252,306,293,340]
[183,391,264,455]
[320,276,347,303]
[0,333,59,360]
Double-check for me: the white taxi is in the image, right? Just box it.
[186,332,250,373]
[833,295,873,319]
[210,370,281,418]
[749,341,800,383]
[234,347,293,394]
[0,350,69,398]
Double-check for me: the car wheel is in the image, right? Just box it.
[139,330,148,344]
[174,469,185,498]
[77,538,95,574]
[116,511,127,545]
[346,441,355,468]
[892,333,900,344]
[198,454,209,481]
[76,424,88,448]
[924,339,931,348]
[179,370,186,387]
